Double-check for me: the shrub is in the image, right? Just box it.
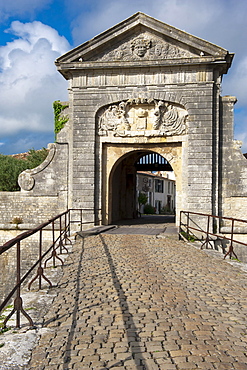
[0,155,26,191]
[53,100,69,140]
[0,148,48,191]
[144,204,156,214]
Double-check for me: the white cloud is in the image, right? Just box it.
[0,21,70,136]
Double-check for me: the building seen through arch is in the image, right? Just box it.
[136,153,176,215]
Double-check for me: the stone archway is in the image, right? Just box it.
[102,144,183,225]
[52,12,244,229]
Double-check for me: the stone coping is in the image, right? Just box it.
[0,224,64,231]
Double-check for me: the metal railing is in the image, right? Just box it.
[0,209,95,329]
[179,211,247,260]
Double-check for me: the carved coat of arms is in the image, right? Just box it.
[97,98,188,137]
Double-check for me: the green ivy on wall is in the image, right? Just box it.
[53,100,69,139]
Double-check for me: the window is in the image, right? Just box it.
[155,179,164,193]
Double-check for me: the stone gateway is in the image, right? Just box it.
[1,12,247,232]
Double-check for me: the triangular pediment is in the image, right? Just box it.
[82,28,204,62]
[56,12,232,69]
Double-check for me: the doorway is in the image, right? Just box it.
[108,149,176,223]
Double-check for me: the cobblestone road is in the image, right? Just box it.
[28,232,247,370]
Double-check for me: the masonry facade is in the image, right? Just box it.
[1,12,247,237]
[136,172,176,214]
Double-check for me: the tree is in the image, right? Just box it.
[138,192,148,213]
[0,148,48,191]
[25,148,48,168]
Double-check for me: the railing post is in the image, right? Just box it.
[44,218,64,268]
[59,215,62,253]
[52,220,56,267]
[64,212,67,239]
[200,214,211,250]
[179,211,182,239]
[39,229,42,290]
[230,218,234,258]
[80,209,83,231]
[16,240,21,328]
[68,209,71,236]
[28,228,52,290]
[186,212,189,237]
[3,241,34,329]
[206,215,210,249]
[224,218,238,260]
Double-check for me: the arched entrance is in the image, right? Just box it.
[111,152,138,222]
[110,151,175,222]
[96,98,188,226]
[102,144,182,225]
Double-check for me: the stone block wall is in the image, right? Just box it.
[68,65,218,225]
[220,96,247,221]
[0,132,70,241]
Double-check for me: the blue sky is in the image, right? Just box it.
[0,0,247,154]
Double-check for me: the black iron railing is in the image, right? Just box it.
[180,211,247,260]
[0,209,95,329]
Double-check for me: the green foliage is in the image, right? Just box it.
[25,148,48,168]
[160,206,174,215]
[0,327,10,334]
[0,148,48,192]
[0,155,26,191]
[138,192,148,206]
[180,231,196,242]
[53,100,69,139]
[231,257,242,263]
[144,204,156,214]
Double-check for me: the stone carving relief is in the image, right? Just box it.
[88,33,199,62]
[97,99,188,137]
[18,143,56,191]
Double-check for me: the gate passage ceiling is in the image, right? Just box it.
[135,153,173,171]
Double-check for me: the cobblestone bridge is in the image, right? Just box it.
[27,217,247,370]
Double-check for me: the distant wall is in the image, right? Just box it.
[220,96,247,221]
[0,121,70,245]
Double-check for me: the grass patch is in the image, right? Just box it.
[180,231,196,242]
[230,257,242,263]
[0,327,10,335]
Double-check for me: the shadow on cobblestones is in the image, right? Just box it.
[114,215,175,226]
[61,238,85,369]
[99,234,145,368]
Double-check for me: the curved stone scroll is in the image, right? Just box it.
[97,99,188,138]
[18,143,56,191]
